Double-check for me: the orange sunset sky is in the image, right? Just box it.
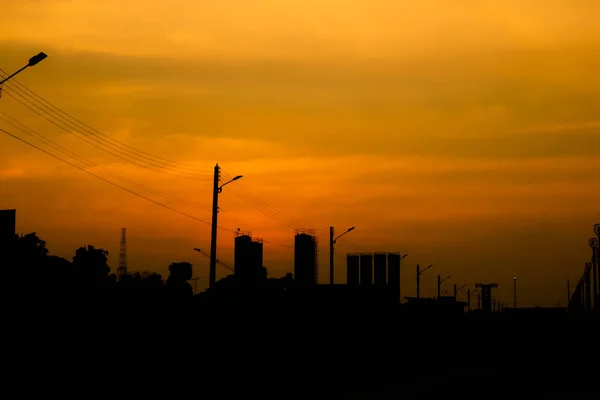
[1,0,599,306]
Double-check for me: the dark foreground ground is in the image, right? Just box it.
[4,296,598,399]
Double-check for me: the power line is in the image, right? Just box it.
[0,68,212,174]
[0,124,292,248]
[221,171,309,230]
[0,112,212,210]
[0,126,233,232]
[0,71,294,248]
[0,80,212,180]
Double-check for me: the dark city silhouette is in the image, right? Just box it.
[1,43,599,398]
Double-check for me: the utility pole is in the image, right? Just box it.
[453,283,457,298]
[329,226,355,285]
[329,226,334,285]
[209,164,220,289]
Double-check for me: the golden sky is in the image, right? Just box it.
[1,0,599,306]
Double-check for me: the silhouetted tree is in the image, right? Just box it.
[17,232,49,259]
[72,245,110,290]
[165,262,193,298]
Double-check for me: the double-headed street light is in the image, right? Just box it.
[0,52,47,85]
[437,275,451,298]
[416,264,433,299]
[209,164,242,289]
[329,226,355,285]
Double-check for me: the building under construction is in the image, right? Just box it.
[234,231,264,286]
[294,229,319,286]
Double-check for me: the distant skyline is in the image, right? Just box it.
[1,0,599,306]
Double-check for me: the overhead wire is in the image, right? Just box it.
[0,121,290,248]
[0,125,237,233]
[0,70,294,248]
[221,170,311,230]
[0,112,212,211]
[0,68,213,174]
[0,77,212,180]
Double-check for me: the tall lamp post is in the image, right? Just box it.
[513,277,517,309]
[437,275,451,298]
[416,264,433,299]
[329,226,355,285]
[209,164,242,289]
[0,52,48,85]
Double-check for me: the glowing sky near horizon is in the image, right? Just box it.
[1,0,599,305]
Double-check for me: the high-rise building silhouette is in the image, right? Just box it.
[117,228,127,280]
[387,252,401,298]
[346,253,360,285]
[373,252,387,285]
[294,229,319,286]
[360,253,373,286]
[0,209,16,242]
[234,231,263,285]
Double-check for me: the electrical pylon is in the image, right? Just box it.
[117,228,127,280]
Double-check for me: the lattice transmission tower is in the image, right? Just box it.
[117,228,127,280]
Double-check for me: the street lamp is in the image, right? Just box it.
[467,288,478,312]
[437,275,451,298]
[513,277,517,309]
[454,284,467,298]
[329,226,355,285]
[0,52,48,85]
[416,264,433,299]
[209,165,242,289]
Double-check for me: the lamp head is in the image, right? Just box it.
[28,52,47,66]
[347,227,355,232]
[232,175,243,181]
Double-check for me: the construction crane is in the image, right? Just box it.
[193,248,234,273]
